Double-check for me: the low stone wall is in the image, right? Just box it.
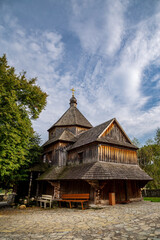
[142,189,160,197]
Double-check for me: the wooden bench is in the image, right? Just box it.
[58,194,89,210]
[37,194,53,208]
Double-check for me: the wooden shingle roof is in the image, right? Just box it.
[70,118,137,150]
[70,119,114,149]
[37,161,152,181]
[48,106,92,130]
[42,130,76,147]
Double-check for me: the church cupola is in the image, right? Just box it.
[70,88,77,107]
[47,88,92,132]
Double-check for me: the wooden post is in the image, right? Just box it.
[96,189,101,204]
[28,172,33,203]
[86,180,108,205]
[48,181,60,199]
[36,173,40,200]
[109,193,115,205]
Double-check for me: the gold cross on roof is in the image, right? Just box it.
[71,88,75,96]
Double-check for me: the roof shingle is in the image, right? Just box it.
[70,119,114,149]
[37,161,152,181]
[48,106,92,130]
[43,130,76,147]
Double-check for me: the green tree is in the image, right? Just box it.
[132,137,141,148]
[155,128,160,145]
[0,54,47,189]
[138,129,160,189]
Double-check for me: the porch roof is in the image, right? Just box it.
[37,161,152,181]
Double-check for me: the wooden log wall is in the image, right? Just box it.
[98,145,137,164]
[67,144,98,165]
[101,180,141,203]
[49,126,89,139]
[49,127,77,139]
[40,181,54,196]
[58,147,67,167]
[60,180,94,200]
[43,142,68,166]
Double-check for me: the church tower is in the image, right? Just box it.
[42,90,92,166]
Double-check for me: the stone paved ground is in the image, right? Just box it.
[0,201,160,240]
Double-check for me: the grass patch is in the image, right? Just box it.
[143,197,160,202]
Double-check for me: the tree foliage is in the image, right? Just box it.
[132,137,141,148]
[0,54,47,189]
[138,128,160,189]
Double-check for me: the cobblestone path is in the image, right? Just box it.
[0,201,160,240]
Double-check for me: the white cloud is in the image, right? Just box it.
[151,73,160,82]
[70,0,127,57]
[0,9,73,143]
[1,0,160,145]
[69,1,160,143]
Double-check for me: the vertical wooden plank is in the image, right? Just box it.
[110,147,112,161]
[105,146,107,161]
[127,150,129,164]
[121,149,123,163]
[108,146,109,161]
[101,146,103,161]
[125,181,128,201]
[113,147,115,162]
[116,148,118,162]
[98,146,100,161]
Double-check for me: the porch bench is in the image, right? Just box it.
[37,194,53,208]
[57,194,90,210]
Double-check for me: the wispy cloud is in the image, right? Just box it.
[70,0,127,57]
[0,0,160,145]
[0,5,73,142]
[69,0,160,143]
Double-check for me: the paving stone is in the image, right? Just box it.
[0,201,160,240]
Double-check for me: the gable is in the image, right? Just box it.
[99,120,131,144]
[70,119,113,150]
[69,118,136,151]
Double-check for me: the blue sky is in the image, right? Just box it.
[0,0,160,146]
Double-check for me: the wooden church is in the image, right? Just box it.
[36,91,152,205]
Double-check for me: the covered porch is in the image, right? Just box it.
[36,161,152,205]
